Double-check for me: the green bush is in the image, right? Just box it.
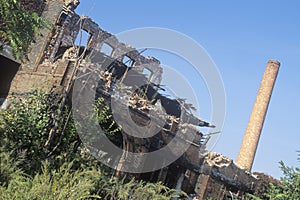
[246,153,300,200]
[0,91,79,173]
[0,159,101,200]
[0,147,25,187]
[265,157,300,200]
[0,91,183,199]
[96,177,185,200]
[0,0,51,59]
[95,97,121,136]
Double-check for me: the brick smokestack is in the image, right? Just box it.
[236,60,280,171]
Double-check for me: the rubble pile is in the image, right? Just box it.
[1,1,276,199]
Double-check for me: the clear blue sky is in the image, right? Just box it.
[75,1,300,179]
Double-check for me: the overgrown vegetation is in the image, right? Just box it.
[0,160,101,199]
[0,91,78,174]
[95,97,122,136]
[0,0,51,59]
[245,153,300,200]
[0,91,184,199]
[264,157,300,200]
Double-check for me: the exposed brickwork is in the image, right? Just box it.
[236,60,280,171]
[2,1,280,199]
[20,0,46,15]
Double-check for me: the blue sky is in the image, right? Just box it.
[75,1,300,178]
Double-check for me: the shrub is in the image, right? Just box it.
[0,159,101,200]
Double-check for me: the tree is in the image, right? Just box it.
[0,0,50,59]
[245,153,300,200]
[265,154,300,199]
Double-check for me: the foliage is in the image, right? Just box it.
[245,193,263,200]
[0,91,183,199]
[0,157,101,200]
[129,181,185,200]
[0,0,51,59]
[245,153,300,200]
[95,97,121,136]
[0,91,79,174]
[0,149,182,200]
[96,177,185,200]
[0,147,25,187]
[264,158,300,200]
[0,91,50,172]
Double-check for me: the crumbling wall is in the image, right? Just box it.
[8,1,77,94]
[20,0,46,15]
[4,1,275,199]
[178,152,261,199]
[9,0,162,94]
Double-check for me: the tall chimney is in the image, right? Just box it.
[236,60,280,171]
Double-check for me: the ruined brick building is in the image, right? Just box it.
[0,1,280,199]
